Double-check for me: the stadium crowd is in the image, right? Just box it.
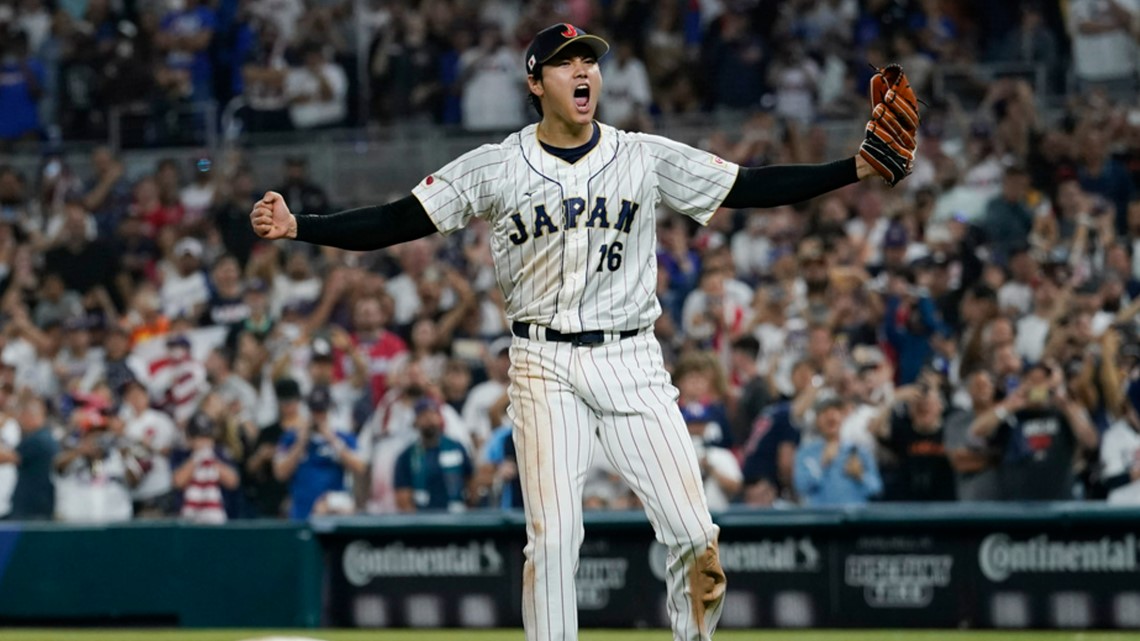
[0,0,1101,142]
[2,0,1140,522]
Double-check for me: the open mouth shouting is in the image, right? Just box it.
[573,83,590,113]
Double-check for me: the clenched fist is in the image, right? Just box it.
[250,191,297,240]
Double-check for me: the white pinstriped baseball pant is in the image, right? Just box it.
[506,330,725,641]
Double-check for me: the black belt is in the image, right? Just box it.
[512,321,640,346]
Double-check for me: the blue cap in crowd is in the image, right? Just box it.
[680,402,712,424]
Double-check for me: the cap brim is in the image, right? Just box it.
[535,35,610,70]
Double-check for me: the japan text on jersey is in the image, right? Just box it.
[413,122,739,334]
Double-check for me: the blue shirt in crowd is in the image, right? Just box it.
[0,58,44,141]
[394,435,472,511]
[793,438,882,506]
[160,6,216,99]
[278,430,357,519]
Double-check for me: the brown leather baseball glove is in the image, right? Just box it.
[859,64,920,187]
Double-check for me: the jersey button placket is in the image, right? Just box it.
[559,171,588,331]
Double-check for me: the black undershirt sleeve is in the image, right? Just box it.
[720,157,859,209]
[293,195,438,251]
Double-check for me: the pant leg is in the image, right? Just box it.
[577,333,726,641]
[507,338,596,641]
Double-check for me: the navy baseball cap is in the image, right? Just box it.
[414,397,442,416]
[883,223,909,248]
[680,402,712,424]
[524,23,609,75]
[307,385,332,413]
[186,412,216,439]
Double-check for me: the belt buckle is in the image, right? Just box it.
[572,331,605,347]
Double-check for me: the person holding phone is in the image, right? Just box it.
[794,397,882,506]
[969,362,1099,500]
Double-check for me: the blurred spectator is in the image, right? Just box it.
[793,397,882,506]
[991,4,1060,87]
[180,156,217,225]
[394,397,473,513]
[82,147,132,239]
[0,31,44,146]
[120,378,178,517]
[301,333,366,428]
[274,156,330,217]
[285,44,348,130]
[348,295,407,406]
[1077,128,1133,234]
[741,359,812,505]
[131,177,184,239]
[1067,0,1138,92]
[43,198,119,295]
[944,369,1002,501]
[0,387,18,518]
[1100,380,1140,504]
[872,379,956,501]
[172,412,239,523]
[459,25,523,131]
[683,404,742,512]
[55,315,103,394]
[997,243,1037,317]
[729,335,772,445]
[124,285,171,345]
[2,394,58,519]
[32,272,83,328]
[211,168,261,267]
[1016,271,1057,364]
[981,165,1034,263]
[461,337,510,452]
[160,237,210,320]
[202,255,250,328]
[481,418,523,510]
[369,12,443,123]
[970,362,1100,500]
[241,377,297,518]
[274,385,365,519]
[769,43,820,125]
[673,351,732,448]
[54,404,137,522]
[148,334,209,424]
[601,40,651,130]
[682,266,749,351]
[209,353,258,443]
[704,11,766,110]
[882,273,948,385]
[239,20,291,132]
[156,0,217,102]
[249,0,303,44]
[657,216,701,328]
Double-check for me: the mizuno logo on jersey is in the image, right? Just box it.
[507,197,640,245]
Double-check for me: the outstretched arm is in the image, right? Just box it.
[250,191,438,251]
[721,156,876,209]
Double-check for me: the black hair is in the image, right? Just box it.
[212,344,237,370]
[731,336,761,360]
[527,65,544,118]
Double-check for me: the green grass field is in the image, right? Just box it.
[3,631,1140,641]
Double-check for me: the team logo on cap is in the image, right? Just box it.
[561,24,578,37]
[528,54,536,70]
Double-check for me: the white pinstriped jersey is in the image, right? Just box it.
[411,122,740,333]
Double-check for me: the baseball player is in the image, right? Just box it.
[251,23,919,641]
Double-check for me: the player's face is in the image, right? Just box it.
[530,47,602,126]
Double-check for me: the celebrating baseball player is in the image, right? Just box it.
[251,23,919,641]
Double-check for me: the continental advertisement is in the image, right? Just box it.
[318,509,1140,630]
